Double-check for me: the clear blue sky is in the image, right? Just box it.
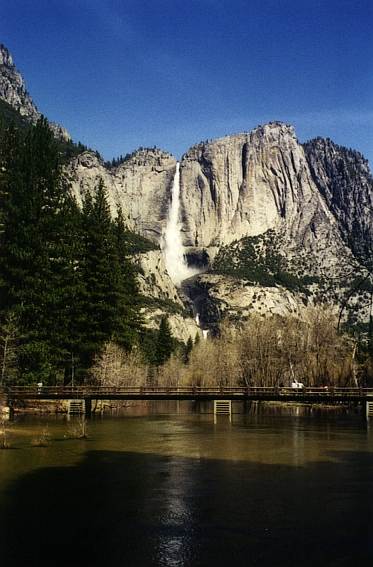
[1,0,372,164]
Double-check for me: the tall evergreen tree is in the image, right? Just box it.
[78,181,141,370]
[112,208,143,349]
[154,316,174,366]
[79,181,116,367]
[0,119,143,383]
[0,118,78,382]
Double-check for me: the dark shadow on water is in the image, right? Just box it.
[0,449,372,566]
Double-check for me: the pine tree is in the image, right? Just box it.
[0,119,144,383]
[112,208,143,349]
[78,180,117,367]
[0,118,78,382]
[183,335,194,363]
[154,316,174,366]
[78,181,142,370]
[57,195,86,383]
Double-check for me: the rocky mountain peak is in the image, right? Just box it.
[182,122,296,165]
[249,121,297,148]
[304,136,370,172]
[0,42,70,141]
[75,150,103,168]
[179,121,314,252]
[67,145,176,243]
[0,43,13,66]
[0,42,39,122]
[116,147,175,171]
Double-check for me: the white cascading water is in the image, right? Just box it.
[163,162,199,286]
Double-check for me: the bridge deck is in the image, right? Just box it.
[3,386,373,403]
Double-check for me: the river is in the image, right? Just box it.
[0,402,372,566]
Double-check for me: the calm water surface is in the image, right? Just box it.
[0,403,372,566]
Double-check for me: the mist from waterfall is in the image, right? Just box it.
[163,162,199,286]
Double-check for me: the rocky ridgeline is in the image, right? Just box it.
[0,43,39,122]
[303,138,373,267]
[64,124,372,331]
[0,43,70,141]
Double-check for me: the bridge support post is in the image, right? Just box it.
[67,400,84,416]
[0,391,12,421]
[85,398,92,419]
[214,400,232,423]
[366,401,373,419]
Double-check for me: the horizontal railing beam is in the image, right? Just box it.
[3,384,373,403]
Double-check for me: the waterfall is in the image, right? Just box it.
[163,163,199,286]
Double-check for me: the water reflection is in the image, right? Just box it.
[156,456,194,567]
[0,404,372,566]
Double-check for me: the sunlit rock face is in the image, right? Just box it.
[180,123,329,246]
[134,250,200,342]
[135,250,184,306]
[66,148,176,244]
[179,122,361,282]
[196,274,304,319]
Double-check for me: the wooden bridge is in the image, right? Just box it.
[3,385,373,417]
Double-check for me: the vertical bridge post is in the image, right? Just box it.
[214,400,232,422]
[67,399,85,416]
[366,401,373,419]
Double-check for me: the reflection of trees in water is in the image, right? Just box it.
[1,448,372,566]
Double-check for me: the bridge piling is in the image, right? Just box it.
[214,400,232,423]
[366,401,373,419]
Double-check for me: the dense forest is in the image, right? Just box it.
[0,117,179,385]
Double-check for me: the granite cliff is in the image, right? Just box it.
[66,148,176,243]
[304,137,373,267]
[179,124,354,266]
[176,124,372,327]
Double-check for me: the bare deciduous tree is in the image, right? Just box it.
[90,343,147,387]
[89,307,359,391]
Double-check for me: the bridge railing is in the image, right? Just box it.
[2,385,373,399]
